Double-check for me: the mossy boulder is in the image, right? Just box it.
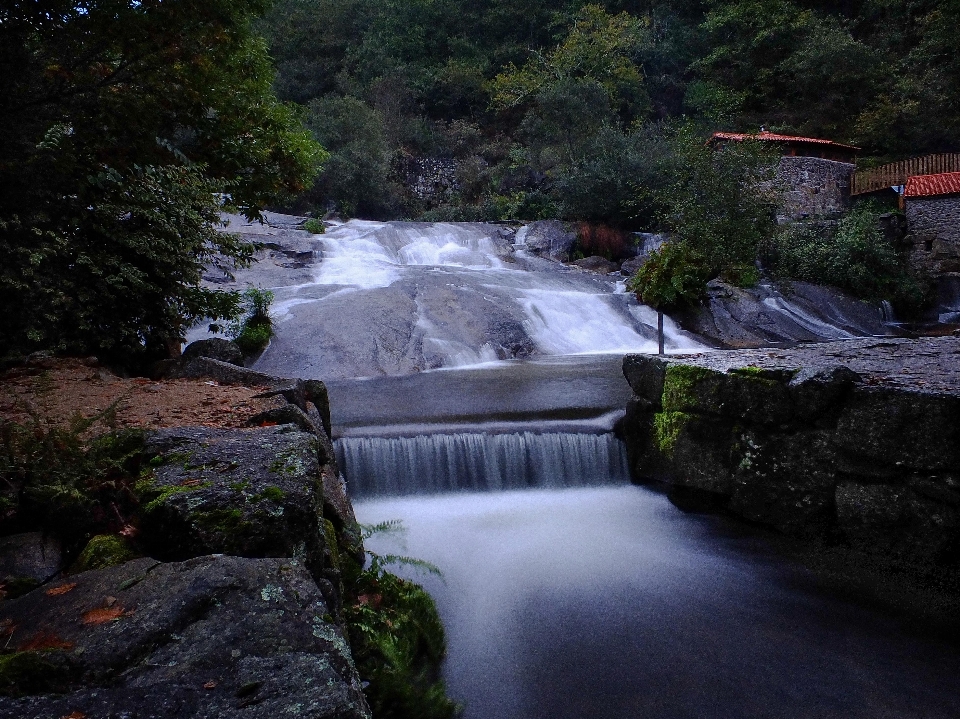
[0,556,371,718]
[69,534,136,574]
[138,426,343,603]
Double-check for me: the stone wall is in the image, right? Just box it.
[619,344,960,566]
[905,195,960,274]
[775,156,854,221]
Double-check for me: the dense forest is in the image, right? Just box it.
[258,0,960,222]
[1,0,953,364]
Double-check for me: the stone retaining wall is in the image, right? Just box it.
[620,351,960,565]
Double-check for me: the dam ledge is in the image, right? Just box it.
[619,335,960,570]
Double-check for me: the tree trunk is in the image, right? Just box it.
[657,310,665,355]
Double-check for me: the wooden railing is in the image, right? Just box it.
[851,153,960,195]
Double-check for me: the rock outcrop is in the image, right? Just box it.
[0,556,369,719]
[620,337,960,565]
[518,220,576,262]
[0,363,371,718]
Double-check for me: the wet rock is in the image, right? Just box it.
[572,256,619,274]
[138,426,338,596]
[0,555,370,719]
[620,256,645,276]
[522,220,576,262]
[181,338,244,367]
[622,355,668,405]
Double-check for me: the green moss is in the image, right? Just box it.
[229,480,251,492]
[661,365,715,412]
[322,518,340,570]
[654,411,690,456]
[140,480,210,513]
[71,534,135,573]
[0,651,76,697]
[192,507,252,539]
[253,485,285,503]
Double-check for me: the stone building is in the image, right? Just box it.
[904,171,960,275]
[709,131,859,221]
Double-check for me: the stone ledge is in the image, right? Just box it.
[620,337,960,564]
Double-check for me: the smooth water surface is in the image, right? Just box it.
[357,487,960,719]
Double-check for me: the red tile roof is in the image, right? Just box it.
[709,131,860,151]
[904,171,960,198]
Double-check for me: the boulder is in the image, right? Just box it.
[521,220,576,262]
[0,533,61,595]
[572,256,619,274]
[0,555,370,719]
[181,338,244,366]
[620,256,645,276]
[138,426,347,610]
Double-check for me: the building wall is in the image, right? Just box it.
[905,195,960,275]
[775,156,854,221]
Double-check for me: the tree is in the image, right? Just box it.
[655,123,778,282]
[0,0,326,363]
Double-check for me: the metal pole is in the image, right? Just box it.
[658,311,665,355]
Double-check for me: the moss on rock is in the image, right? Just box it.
[71,534,136,573]
[662,365,716,413]
[653,411,691,456]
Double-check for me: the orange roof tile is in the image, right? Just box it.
[904,171,960,198]
[709,131,860,151]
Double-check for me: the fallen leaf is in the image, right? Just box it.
[204,680,218,690]
[180,479,203,487]
[20,631,74,651]
[46,583,78,596]
[60,712,87,719]
[104,596,117,607]
[258,421,278,427]
[81,605,131,625]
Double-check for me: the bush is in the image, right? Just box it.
[574,223,636,261]
[302,218,325,234]
[229,288,274,356]
[627,242,711,310]
[0,414,145,560]
[762,203,930,313]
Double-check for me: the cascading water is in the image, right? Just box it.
[248,220,704,380]
[195,216,960,718]
[336,431,629,497]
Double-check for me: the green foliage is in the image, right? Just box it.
[656,123,779,278]
[761,202,930,312]
[653,411,689,456]
[0,414,145,559]
[661,365,715,413]
[627,242,711,311]
[0,0,325,364]
[230,288,275,356]
[302,218,326,234]
[344,521,457,719]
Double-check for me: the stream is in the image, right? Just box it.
[220,218,960,717]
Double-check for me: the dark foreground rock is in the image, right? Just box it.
[139,425,360,615]
[0,555,370,719]
[620,337,960,565]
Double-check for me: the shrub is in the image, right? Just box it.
[575,223,635,261]
[229,288,274,356]
[0,414,145,560]
[761,202,930,313]
[627,242,711,310]
[302,218,325,234]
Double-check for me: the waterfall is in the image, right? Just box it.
[879,300,897,324]
[336,431,630,498]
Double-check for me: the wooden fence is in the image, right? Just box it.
[851,153,960,195]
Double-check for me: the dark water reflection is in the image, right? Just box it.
[357,486,960,719]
